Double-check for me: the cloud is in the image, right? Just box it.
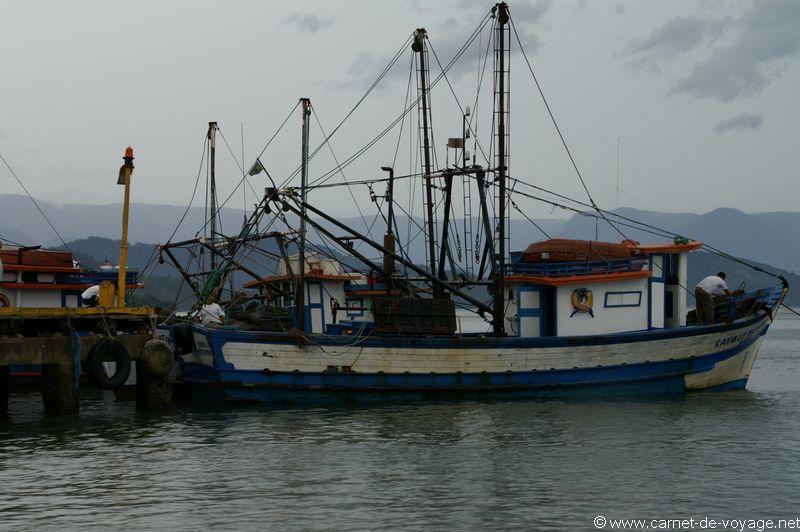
[509,0,553,54]
[614,3,626,15]
[625,0,800,102]
[281,13,335,34]
[623,16,726,72]
[712,112,763,133]
[671,0,800,102]
[338,0,553,89]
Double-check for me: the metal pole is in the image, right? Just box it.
[493,2,509,336]
[208,121,218,270]
[381,166,396,280]
[295,99,311,331]
[437,171,454,281]
[116,147,134,308]
[412,29,438,291]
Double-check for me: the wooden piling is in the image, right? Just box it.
[1,366,9,418]
[136,338,174,411]
[41,361,79,415]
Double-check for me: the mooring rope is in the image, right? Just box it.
[69,329,81,391]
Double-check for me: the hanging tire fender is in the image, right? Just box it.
[171,322,195,355]
[86,337,131,390]
[0,293,10,307]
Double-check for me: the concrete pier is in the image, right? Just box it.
[0,306,165,417]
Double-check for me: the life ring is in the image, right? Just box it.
[86,338,131,389]
[571,288,594,317]
[0,293,9,307]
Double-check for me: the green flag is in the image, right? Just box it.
[248,159,265,176]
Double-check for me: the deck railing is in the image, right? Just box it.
[506,255,646,277]
[60,271,139,285]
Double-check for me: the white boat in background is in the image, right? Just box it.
[0,245,140,384]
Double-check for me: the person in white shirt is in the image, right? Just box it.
[81,285,100,307]
[198,295,225,326]
[695,272,731,325]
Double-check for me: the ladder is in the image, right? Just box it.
[415,42,438,273]
[493,21,511,265]
[461,174,474,278]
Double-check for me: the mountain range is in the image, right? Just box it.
[2,194,799,273]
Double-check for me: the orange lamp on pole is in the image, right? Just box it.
[116,146,134,307]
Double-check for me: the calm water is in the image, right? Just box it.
[1,312,799,531]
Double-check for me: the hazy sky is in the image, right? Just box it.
[1,0,799,221]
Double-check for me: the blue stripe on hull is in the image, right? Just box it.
[699,378,749,392]
[187,375,688,405]
[178,329,762,403]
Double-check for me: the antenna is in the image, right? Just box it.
[616,136,621,211]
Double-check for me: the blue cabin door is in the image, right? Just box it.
[306,282,325,333]
[517,286,543,337]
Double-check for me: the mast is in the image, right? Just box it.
[493,2,509,335]
[381,166,396,287]
[207,121,218,270]
[295,98,311,331]
[412,28,439,295]
[437,171,454,281]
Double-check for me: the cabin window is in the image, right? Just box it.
[279,281,293,308]
[21,272,37,283]
[665,291,674,319]
[663,254,680,284]
[37,273,55,283]
[604,291,642,308]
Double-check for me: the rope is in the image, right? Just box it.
[69,329,81,391]
[781,303,800,319]
[509,196,551,239]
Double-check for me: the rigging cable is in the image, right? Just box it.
[0,151,72,253]
[191,100,300,238]
[284,35,415,186]
[504,12,777,302]
[218,127,260,201]
[426,38,492,167]
[307,12,494,188]
[309,104,375,245]
[510,176,787,281]
[132,134,210,296]
[508,15,623,243]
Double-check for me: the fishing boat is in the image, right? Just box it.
[155,2,788,403]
